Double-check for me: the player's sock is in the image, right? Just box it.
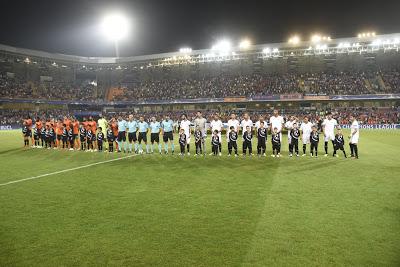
[151,144,154,153]
[187,144,190,153]
[219,143,221,153]
[146,144,149,153]
[117,141,122,151]
[171,143,175,152]
[158,144,162,153]
[343,149,347,157]
[128,143,132,152]
[164,143,168,152]
[324,142,328,154]
[303,144,306,154]
[134,143,138,152]
[139,143,143,151]
[349,143,354,156]
[123,142,127,152]
[354,145,358,158]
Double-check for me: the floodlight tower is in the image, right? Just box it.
[101,13,130,57]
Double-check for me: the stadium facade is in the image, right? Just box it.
[0,33,399,114]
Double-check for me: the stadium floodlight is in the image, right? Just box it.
[212,40,232,54]
[100,13,130,57]
[311,34,322,43]
[288,35,300,45]
[262,47,271,54]
[179,47,192,53]
[239,39,251,50]
[358,31,376,39]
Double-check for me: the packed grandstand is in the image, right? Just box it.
[0,33,399,128]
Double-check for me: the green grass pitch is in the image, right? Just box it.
[1,129,399,266]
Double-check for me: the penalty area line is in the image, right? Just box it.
[0,154,137,187]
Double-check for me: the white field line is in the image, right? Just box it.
[0,154,137,187]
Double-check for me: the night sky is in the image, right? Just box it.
[0,0,399,57]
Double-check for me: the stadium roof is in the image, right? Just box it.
[0,33,399,65]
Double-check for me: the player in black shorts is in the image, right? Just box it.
[107,125,114,152]
[40,127,46,147]
[289,122,300,157]
[33,127,40,147]
[310,125,319,157]
[79,125,87,150]
[178,128,187,156]
[257,122,267,156]
[86,129,93,151]
[194,126,203,155]
[97,127,104,152]
[333,128,347,158]
[242,126,253,156]
[228,126,238,156]
[68,127,74,150]
[271,127,281,157]
[22,125,30,147]
[61,124,68,149]
[211,130,220,156]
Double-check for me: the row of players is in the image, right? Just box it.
[21,110,360,158]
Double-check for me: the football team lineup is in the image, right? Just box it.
[21,110,360,158]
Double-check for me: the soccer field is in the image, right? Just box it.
[1,130,399,266]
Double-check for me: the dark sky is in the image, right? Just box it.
[0,0,399,57]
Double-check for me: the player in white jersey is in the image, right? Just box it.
[254,115,267,130]
[194,111,207,154]
[180,114,192,155]
[269,109,284,140]
[240,113,253,138]
[349,115,359,159]
[285,115,297,150]
[210,114,223,156]
[226,113,240,142]
[322,112,338,156]
[300,116,313,156]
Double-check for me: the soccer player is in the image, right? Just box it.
[22,123,29,147]
[44,124,51,149]
[68,125,74,150]
[310,125,319,157]
[97,114,108,136]
[300,116,313,156]
[271,127,281,157]
[56,119,63,149]
[117,116,128,153]
[227,113,240,143]
[180,114,191,155]
[194,111,207,154]
[61,124,68,149]
[72,118,80,150]
[322,112,338,156]
[255,115,266,131]
[178,128,187,156]
[35,117,43,148]
[23,116,33,147]
[285,115,297,152]
[333,128,347,158]
[49,123,56,149]
[349,115,360,159]
[194,125,203,156]
[127,115,138,153]
[228,126,238,157]
[211,130,220,156]
[138,116,149,154]
[79,124,87,150]
[86,128,94,151]
[210,114,223,156]
[88,117,98,151]
[106,125,114,153]
[257,121,267,156]
[97,127,104,152]
[150,116,162,154]
[240,113,253,139]
[269,110,284,140]
[110,118,119,152]
[242,125,253,156]
[289,122,300,157]
[161,115,175,154]
[40,124,46,147]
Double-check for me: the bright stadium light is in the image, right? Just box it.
[311,34,331,43]
[239,39,251,50]
[288,35,300,45]
[179,47,192,53]
[100,13,130,57]
[212,40,232,54]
